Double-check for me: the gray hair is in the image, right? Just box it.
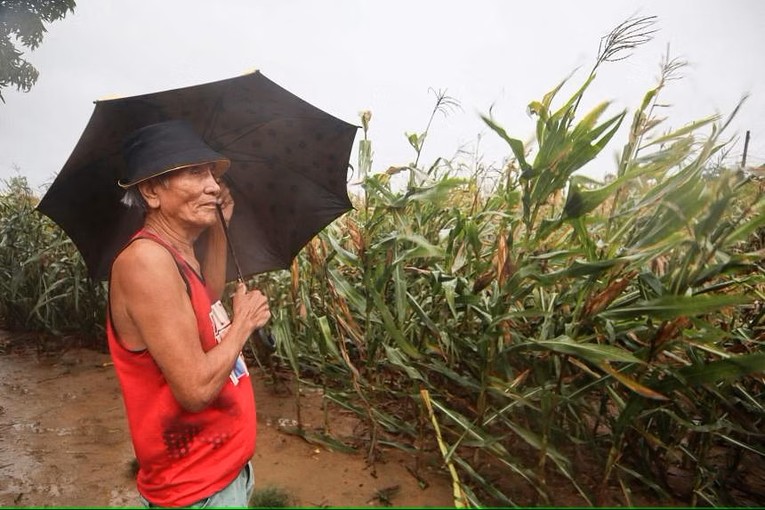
[120,186,147,210]
[119,174,170,210]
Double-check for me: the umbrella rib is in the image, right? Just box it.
[202,94,225,141]
[208,117,323,152]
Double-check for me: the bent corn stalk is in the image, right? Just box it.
[420,388,469,508]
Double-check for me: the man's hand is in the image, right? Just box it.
[217,181,235,225]
[232,282,271,335]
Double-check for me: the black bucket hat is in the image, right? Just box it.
[119,119,230,188]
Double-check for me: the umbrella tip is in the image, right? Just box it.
[240,67,260,76]
[94,93,126,103]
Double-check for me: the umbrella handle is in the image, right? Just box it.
[215,204,274,353]
[215,203,245,283]
[258,328,276,351]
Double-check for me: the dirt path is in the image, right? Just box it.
[0,342,454,507]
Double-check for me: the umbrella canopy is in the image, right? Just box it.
[37,71,358,281]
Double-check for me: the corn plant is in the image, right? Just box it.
[0,176,107,342]
[267,16,765,507]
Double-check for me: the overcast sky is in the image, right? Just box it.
[1,0,764,194]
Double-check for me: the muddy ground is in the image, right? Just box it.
[0,337,455,508]
[2,331,763,508]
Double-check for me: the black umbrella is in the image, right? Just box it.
[37,70,358,281]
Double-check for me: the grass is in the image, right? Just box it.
[249,485,294,508]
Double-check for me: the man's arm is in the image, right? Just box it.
[201,182,234,300]
[112,240,268,412]
[201,220,228,300]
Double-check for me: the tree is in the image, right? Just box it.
[0,0,75,102]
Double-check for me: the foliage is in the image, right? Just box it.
[0,0,76,101]
[261,18,765,507]
[0,175,106,340]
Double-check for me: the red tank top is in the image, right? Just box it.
[106,229,256,507]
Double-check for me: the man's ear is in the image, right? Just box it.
[138,180,161,210]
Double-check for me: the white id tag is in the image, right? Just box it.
[209,300,248,385]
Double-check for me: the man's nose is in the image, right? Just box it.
[204,168,221,193]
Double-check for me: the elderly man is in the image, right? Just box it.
[107,119,270,507]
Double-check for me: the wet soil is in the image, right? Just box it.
[2,331,762,508]
[0,336,454,508]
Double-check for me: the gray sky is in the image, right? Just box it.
[2,0,764,194]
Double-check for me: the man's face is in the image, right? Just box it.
[152,162,223,228]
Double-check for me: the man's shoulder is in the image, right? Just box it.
[112,238,178,280]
